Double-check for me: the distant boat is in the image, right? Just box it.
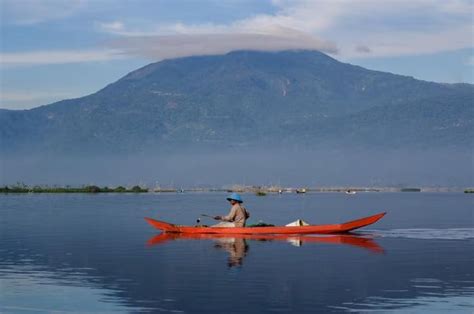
[345,190,357,195]
[296,188,307,194]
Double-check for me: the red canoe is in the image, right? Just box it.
[144,212,386,235]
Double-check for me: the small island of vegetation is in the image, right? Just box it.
[400,188,422,192]
[0,184,148,194]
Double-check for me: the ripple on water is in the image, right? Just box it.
[365,228,474,240]
[0,267,153,313]
[328,293,474,312]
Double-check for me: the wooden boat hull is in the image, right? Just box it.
[144,212,386,235]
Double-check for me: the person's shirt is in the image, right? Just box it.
[221,203,249,227]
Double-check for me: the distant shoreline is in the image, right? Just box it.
[1,185,472,194]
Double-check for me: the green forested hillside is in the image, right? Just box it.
[1,50,472,153]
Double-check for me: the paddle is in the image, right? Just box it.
[201,214,217,219]
[198,214,219,225]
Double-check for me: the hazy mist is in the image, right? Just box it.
[1,147,472,188]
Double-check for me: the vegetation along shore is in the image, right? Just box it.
[0,185,148,193]
[0,184,472,194]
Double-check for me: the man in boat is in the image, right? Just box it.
[212,193,250,227]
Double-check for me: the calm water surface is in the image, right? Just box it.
[1,192,473,313]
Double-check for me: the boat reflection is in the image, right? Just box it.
[147,233,384,267]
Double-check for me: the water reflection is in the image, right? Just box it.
[214,238,248,267]
[2,193,473,313]
[148,233,384,267]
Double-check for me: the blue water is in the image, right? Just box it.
[0,192,473,313]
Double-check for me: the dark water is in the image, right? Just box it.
[1,193,473,313]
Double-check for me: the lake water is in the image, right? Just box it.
[1,192,473,313]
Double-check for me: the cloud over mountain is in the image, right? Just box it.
[108,28,338,61]
[99,0,473,58]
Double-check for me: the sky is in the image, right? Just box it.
[0,0,473,110]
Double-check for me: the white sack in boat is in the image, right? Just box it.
[285,219,310,226]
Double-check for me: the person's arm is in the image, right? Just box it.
[220,206,237,222]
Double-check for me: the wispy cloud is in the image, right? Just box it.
[96,14,339,60]
[109,28,338,62]
[3,1,473,66]
[1,0,88,25]
[98,21,125,33]
[467,56,474,66]
[355,45,371,54]
[98,0,473,59]
[0,49,126,66]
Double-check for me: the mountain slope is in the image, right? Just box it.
[1,50,472,153]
